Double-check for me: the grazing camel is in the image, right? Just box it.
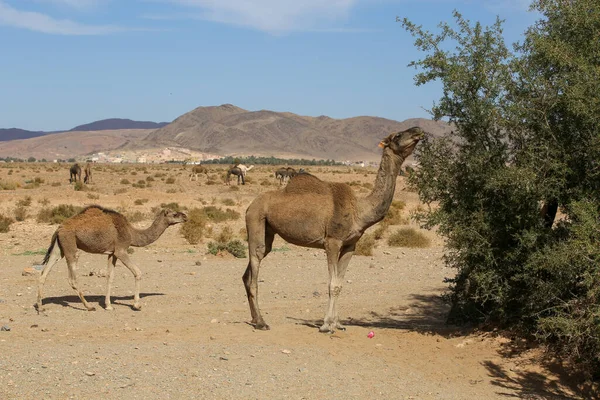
[69,164,82,183]
[189,165,208,181]
[36,205,187,312]
[227,166,245,185]
[244,127,425,332]
[236,164,254,178]
[83,162,92,184]
[274,167,297,185]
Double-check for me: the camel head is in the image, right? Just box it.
[378,127,425,157]
[158,209,188,225]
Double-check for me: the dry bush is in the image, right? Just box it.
[158,202,186,212]
[202,206,240,222]
[373,222,389,240]
[114,188,127,195]
[387,228,431,248]
[134,198,149,206]
[207,239,246,258]
[73,181,85,191]
[221,198,236,206]
[51,182,61,187]
[165,177,176,184]
[383,207,409,226]
[0,214,13,232]
[239,227,248,241]
[0,181,18,190]
[127,211,146,223]
[229,185,240,191]
[355,233,376,256]
[38,197,50,206]
[120,179,130,185]
[180,208,208,245]
[14,206,27,221]
[131,171,137,176]
[260,179,272,186]
[87,193,100,200]
[16,196,32,207]
[166,188,177,194]
[362,182,374,190]
[391,200,406,211]
[37,204,82,225]
[216,225,234,243]
[146,176,155,182]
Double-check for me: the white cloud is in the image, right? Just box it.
[158,0,360,33]
[0,1,123,34]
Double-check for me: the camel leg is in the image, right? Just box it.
[320,239,344,333]
[65,250,96,311]
[104,255,117,310]
[243,221,274,330]
[36,246,63,311]
[114,251,143,310]
[331,245,355,331]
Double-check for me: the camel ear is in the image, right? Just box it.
[378,139,390,148]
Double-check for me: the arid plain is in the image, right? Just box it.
[0,163,589,399]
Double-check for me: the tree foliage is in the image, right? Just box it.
[401,0,600,372]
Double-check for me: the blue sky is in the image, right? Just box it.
[0,0,538,131]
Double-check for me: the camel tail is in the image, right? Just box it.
[42,231,59,265]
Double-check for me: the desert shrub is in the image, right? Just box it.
[221,198,236,206]
[87,193,100,200]
[373,223,388,240]
[132,180,146,188]
[391,200,406,211]
[51,182,61,187]
[0,214,13,232]
[216,225,234,243]
[127,211,145,223]
[362,182,374,190]
[202,206,240,222]
[0,181,18,190]
[131,171,137,176]
[165,188,177,194]
[114,188,127,195]
[146,176,154,182]
[159,202,185,212]
[14,206,27,221]
[38,197,50,206]
[134,198,149,206]
[154,172,165,178]
[205,179,218,185]
[207,239,247,258]
[387,228,430,248]
[73,181,85,191]
[244,176,254,184]
[260,179,271,186]
[16,196,32,207]
[180,208,208,245]
[37,204,82,224]
[34,177,44,184]
[229,185,240,191]
[120,179,130,185]
[165,177,176,184]
[383,207,408,226]
[355,233,376,256]
[239,227,248,241]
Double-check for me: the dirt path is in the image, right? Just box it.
[0,164,587,399]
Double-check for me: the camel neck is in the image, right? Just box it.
[130,217,170,247]
[358,148,405,228]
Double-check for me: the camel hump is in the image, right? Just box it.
[283,174,331,195]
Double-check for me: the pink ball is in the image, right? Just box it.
[367,331,375,338]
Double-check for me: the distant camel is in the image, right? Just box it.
[236,164,254,178]
[243,127,424,332]
[36,205,187,312]
[227,166,245,185]
[189,165,208,181]
[274,167,297,185]
[83,162,92,184]
[69,164,81,183]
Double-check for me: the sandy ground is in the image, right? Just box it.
[0,163,592,399]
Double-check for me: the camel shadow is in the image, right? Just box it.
[288,292,470,338]
[39,293,164,311]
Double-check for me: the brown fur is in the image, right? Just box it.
[189,165,208,181]
[275,167,297,185]
[227,166,245,185]
[83,162,92,184]
[69,163,81,183]
[36,205,187,312]
[243,127,425,332]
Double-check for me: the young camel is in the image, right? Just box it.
[36,205,187,312]
[244,127,425,332]
[83,162,92,184]
[69,163,82,183]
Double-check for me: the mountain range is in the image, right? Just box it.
[0,105,452,161]
[0,119,169,142]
